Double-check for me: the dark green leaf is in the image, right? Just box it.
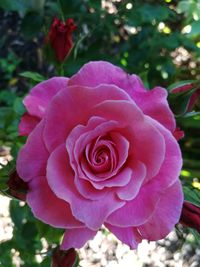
[183,186,200,207]
[168,89,196,116]
[21,12,44,39]
[19,71,46,82]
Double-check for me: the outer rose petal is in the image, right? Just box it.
[27,176,83,228]
[131,87,176,132]
[44,84,131,152]
[61,228,97,250]
[138,180,183,240]
[17,120,48,182]
[105,224,142,249]
[46,144,125,230]
[147,117,182,189]
[106,176,163,227]
[24,77,68,118]
[106,114,182,227]
[68,61,146,92]
[19,112,40,136]
[68,61,175,131]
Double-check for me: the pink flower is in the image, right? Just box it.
[17,61,183,249]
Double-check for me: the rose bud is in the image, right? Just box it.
[52,247,78,267]
[179,201,200,233]
[171,82,200,112]
[47,17,76,62]
[7,169,28,201]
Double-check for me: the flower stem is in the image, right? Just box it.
[56,63,65,76]
[57,0,65,22]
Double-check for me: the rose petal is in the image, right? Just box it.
[17,120,48,182]
[91,100,165,180]
[46,144,125,230]
[27,176,83,228]
[24,77,68,118]
[131,87,176,132]
[67,117,120,182]
[68,61,146,92]
[147,117,182,188]
[77,133,130,185]
[61,227,97,250]
[106,176,164,227]
[44,84,131,152]
[138,180,183,240]
[105,223,142,249]
[74,175,110,200]
[19,112,40,136]
[116,160,146,201]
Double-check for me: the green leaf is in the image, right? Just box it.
[0,161,15,196]
[0,0,45,16]
[139,4,171,23]
[36,221,64,244]
[167,80,198,91]
[189,20,200,36]
[13,97,25,115]
[168,89,196,116]
[189,228,200,245]
[183,186,200,207]
[19,71,46,82]
[183,111,200,118]
[21,12,44,39]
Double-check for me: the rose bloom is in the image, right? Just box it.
[17,61,183,249]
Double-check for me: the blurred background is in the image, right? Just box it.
[0,0,200,266]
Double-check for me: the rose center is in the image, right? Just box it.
[85,137,117,174]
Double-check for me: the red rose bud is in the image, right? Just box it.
[7,169,28,201]
[179,201,200,233]
[52,247,78,267]
[47,17,76,62]
[171,82,200,112]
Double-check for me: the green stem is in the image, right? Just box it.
[57,0,65,22]
[56,63,65,76]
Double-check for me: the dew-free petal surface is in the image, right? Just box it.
[68,61,146,92]
[24,77,68,118]
[44,84,131,152]
[138,180,183,240]
[61,227,97,250]
[105,223,142,249]
[27,176,83,228]
[46,144,125,230]
[18,112,40,136]
[17,120,48,181]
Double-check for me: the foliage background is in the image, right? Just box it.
[0,0,200,266]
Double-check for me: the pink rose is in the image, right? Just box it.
[17,61,183,249]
